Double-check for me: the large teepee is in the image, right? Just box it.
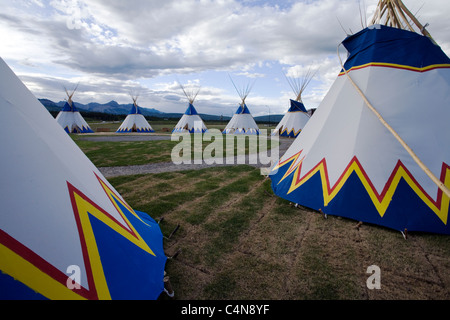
[172,83,207,133]
[55,85,93,133]
[272,69,314,138]
[116,95,154,133]
[223,78,259,135]
[270,0,450,235]
[0,57,169,299]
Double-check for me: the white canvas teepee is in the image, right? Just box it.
[55,85,93,133]
[223,78,259,135]
[270,0,450,235]
[172,83,207,133]
[272,69,314,138]
[116,95,154,133]
[0,57,167,299]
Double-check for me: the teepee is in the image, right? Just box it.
[272,69,314,138]
[0,57,169,299]
[172,83,207,133]
[116,95,154,133]
[55,85,93,133]
[223,78,259,135]
[270,0,450,235]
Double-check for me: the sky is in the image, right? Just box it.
[1,0,449,117]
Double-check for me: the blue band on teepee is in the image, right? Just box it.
[342,25,450,72]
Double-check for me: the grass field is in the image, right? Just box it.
[73,120,450,300]
[73,136,178,166]
[73,120,279,167]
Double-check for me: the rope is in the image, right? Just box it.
[337,43,450,198]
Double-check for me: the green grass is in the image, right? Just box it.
[296,234,360,299]
[72,133,278,167]
[202,171,267,265]
[73,138,178,166]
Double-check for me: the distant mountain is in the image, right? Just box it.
[39,99,163,116]
[39,99,61,112]
[38,98,283,123]
[254,114,283,123]
[150,113,232,121]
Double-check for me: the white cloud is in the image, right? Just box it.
[1,0,449,115]
[29,0,45,7]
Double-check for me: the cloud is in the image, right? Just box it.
[1,0,449,116]
[4,0,365,78]
[163,94,181,102]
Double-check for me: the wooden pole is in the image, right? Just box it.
[396,0,433,40]
[392,0,415,32]
[371,0,433,41]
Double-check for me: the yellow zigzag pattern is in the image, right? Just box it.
[274,150,450,224]
[278,127,302,137]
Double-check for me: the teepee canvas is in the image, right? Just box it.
[272,70,314,138]
[0,57,168,299]
[270,0,450,235]
[55,85,93,133]
[172,83,207,133]
[223,78,259,135]
[116,95,154,133]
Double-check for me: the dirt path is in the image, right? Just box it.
[78,134,172,142]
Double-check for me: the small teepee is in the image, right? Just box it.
[223,78,259,135]
[270,0,450,235]
[172,83,207,133]
[272,69,314,138]
[116,95,154,133]
[0,57,168,299]
[55,85,93,133]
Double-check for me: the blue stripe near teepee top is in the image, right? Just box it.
[342,25,450,71]
[235,104,251,114]
[288,100,307,113]
[129,104,142,115]
[62,101,78,112]
[184,104,199,115]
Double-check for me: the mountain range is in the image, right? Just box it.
[39,99,284,123]
[39,99,162,116]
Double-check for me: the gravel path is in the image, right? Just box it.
[88,135,296,177]
[78,134,172,142]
